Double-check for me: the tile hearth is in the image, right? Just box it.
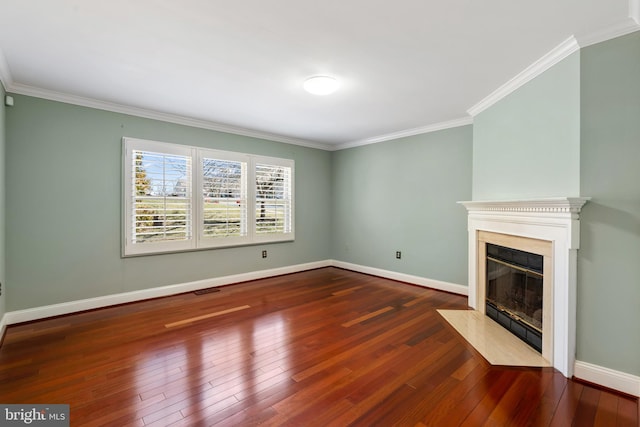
[438,309,550,367]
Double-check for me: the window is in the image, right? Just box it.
[255,161,293,236]
[123,138,294,256]
[201,156,247,239]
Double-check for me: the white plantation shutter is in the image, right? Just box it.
[123,138,293,256]
[131,150,192,243]
[202,157,248,239]
[255,162,293,235]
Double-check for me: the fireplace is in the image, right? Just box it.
[485,243,544,352]
[475,230,553,362]
[459,197,589,377]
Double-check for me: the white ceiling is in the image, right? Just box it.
[0,1,637,149]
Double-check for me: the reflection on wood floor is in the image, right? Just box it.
[0,267,637,426]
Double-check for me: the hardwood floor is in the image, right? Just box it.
[0,267,637,426]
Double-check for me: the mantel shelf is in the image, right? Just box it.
[458,197,590,214]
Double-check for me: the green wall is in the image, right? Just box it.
[0,83,5,323]
[578,32,640,376]
[6,95,332,310]
[5,95,473,318]
[473,52,581,200]
[331,126,472,286]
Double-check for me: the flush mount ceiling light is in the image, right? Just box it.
[303,75,339,95]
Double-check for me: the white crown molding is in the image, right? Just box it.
[576,17,640,47]
[335,116,474,151]
[574,360,640,397]
[3,11,638,152]
[467,12,640,118]
[467,36,580,117]
[5,79,473,152]
[6,82,334,151]
[0,48,13,92]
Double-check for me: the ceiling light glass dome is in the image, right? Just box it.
[304,75,339,95]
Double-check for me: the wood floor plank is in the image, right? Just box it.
[617,394,639,427]
[331,285,363,296]
[341,306,394,327]
[549,380,585,427]
[593,390,619,427]
[527,370,569,427]
[419,363,492,426]
[459,369,521,426]
[0,267,635,427]
[164,304,251,328]
[280,344,416,425]
[574,386,602,426]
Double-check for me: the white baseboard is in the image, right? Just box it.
[0,312,7,341]
[5,261,638,398]
[330,260,468,296]
[4,260,331,325]
[4,260,467,325]
[574,360,640,397]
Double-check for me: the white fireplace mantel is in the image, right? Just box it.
[459,197,591,214]
[459,197,590,377]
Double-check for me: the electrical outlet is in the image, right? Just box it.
[396,251,401,259]
[262,250,268,258]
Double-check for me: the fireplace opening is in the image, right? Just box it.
[485,243,543,352]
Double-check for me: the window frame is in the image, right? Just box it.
[123,137,294,257]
